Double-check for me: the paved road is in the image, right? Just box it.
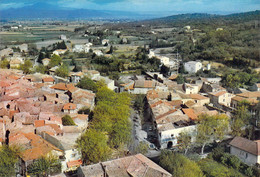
[128,109,161,158]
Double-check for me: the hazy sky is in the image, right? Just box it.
[1,0,260,14]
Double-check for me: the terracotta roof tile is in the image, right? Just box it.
[63,103,77,110]
[67,159,82,168]
[210,91,227,97]
[156,109,177,120]
[237,91,260,99]
[34,120,45,127]
[42,77,54,83]
[189,94,209,100]
[182,108,198,120]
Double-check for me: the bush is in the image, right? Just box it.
[245,167,254,177]
[55,65,69,78]
[76,76,98,92]
[198,158,244,177]
[62,115,76,126]
[78,107,91,114]
[229,155,241,170]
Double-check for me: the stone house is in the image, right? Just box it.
[184,61,202,74]
[183,83,199,94]
[63,103,77,114]
[208,91,234,107]
[229,136,260,166]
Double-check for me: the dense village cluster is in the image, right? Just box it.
[0,11,260,177]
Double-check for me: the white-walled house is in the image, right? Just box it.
[158,123,196,149]
[53,49,67,56]
[184,61,202,74]
[157,56,170,66]
[42,58,51,66]
[73,43,92,53]
[208,91,234,107]
[183,83,200,94]
[229,136,260,166]
[41,132,82,172]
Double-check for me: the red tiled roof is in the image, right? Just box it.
[67,159,83,168]
[212,91,227,97]
[182,108,198,120]
[189,94,208,100]
[51,83,67,90]
[168,74,178,80]
[156,109,177,120]
[150,100,164,108]
[34,120,45,128]
[237,91,260,99]
[134,80,156,88]
[63,103,77,110]
[42,77,54,83]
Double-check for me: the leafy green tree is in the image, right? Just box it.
[196,114,229,154]
[20,60,32,74]
[49,54,61,68]
[27,153,61,176]
[76,129,111,163]
[55,65,69,78]
[35,64,47,74]
[177,132,192,155]
[198,158,243,177]
[62,115,76,126]
[159,150,204,177]
[0,145,20,177]
[0,58,9,69]
[176,74,185,84]
[134,141,149,154]
[231,100,251,137]
[76,76,98,92]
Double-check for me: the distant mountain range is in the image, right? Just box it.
[0,2,259,21]
[0,2,146,20]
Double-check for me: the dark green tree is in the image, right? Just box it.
[76,76,98,92]
[62,115,76,126]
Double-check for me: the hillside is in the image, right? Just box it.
[145,10,260,26]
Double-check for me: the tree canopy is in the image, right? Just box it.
[49,54,62,68]
[77,85,132,163]
[27,153,61,176]
[76,76,98,92]
[76,129,111,163]
[0,145,20,177]
[62,115,76,126]
[159,150,204,177]
[196,114,229,154]
[20,59,32,74]
[55,64,69,78]
[231,100,251,137]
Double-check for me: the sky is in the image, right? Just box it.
[0,0,260,14]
